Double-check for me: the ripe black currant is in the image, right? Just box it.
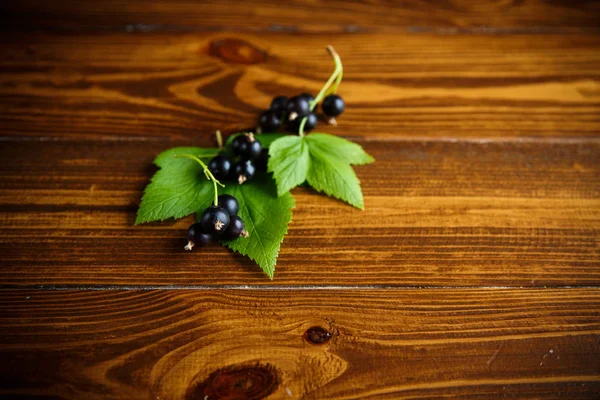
[285,95,311,121]
[287,112,318,133]
[184,223,211,251]
[254,148,269,172]
[233,159,256,184]
[258,110,281,133]
[231,133,262,160]
[322,94,345,117]
[269,95,288,114]
[298,92,315,104]
[221,215,249,240]
[207,155,232,181]
[199,205,230,235]
[218,194,239,216]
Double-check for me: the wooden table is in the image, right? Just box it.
[1,1,599,399]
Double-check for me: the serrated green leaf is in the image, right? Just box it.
[215,173,295,278]
[306,145,364,209]
[135,147,219,225]
[268,133,373,209]
[267,135,309,197]
[305,133,374,165]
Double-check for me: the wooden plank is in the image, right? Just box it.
[0,288,598,399]
[2,0,600,33]
[0,33,598,140]
[1,139,597,287]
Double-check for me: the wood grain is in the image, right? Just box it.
[0,289,598,399]
[0,139,597,287]
[2,0,600,33]
[0,33,599,140]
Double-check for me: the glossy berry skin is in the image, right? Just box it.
[298,92,315,104]
[285,96,311,120]
[287,112,318,133]
[233,159,256,184]
[258,110,281,133]
[322,94,345,117]
[231,134,262,160]
[185,223,211,250]
[207,155,232,181]
[218,194,239,216]
[269,96,288,114]
[199,206,230,235]
[221,215,247,240]
[255,148,269,172]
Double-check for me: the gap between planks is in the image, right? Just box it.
[1,135,600,145]
[2,285,600,291]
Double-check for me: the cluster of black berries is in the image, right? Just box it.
[207,133,266,185]
[185,194,248,251]
[258,93,345,134]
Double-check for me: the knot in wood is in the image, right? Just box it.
[304,326,332,345]
[209,38,267,65]
[188,363,279,400]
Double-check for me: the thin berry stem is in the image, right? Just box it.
[298,116,308,137]
[308,45,343,112]
[176,154,225,206]
[215,130,223,150]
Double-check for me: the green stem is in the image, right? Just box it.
[309,45,343,112]
[298,117,308,137]
[176,154,224,206]
[215,130,223,150]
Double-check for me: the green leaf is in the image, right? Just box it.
[216,173,295,279]
[306,145,364,209]
[267,135,310,197]
[268,133,373,209]
[135,147,219,225]
[305,133,374,165]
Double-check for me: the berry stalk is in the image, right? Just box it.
[176,154,225,206]
[309,45,343,112]
[298,45,343,137]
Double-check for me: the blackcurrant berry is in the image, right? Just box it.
[298,92,315,104]
[231,133,262,160]
[254,148,269,172]
[285,95,311,121]
[269,95,288,114]
[287,112,318,133]
[184,223,211,251]
[258,110,281,133]
[199,206,230,235]
[322,94,345,117]
[233,159,256,184]
[218,194,239,216]
[207,155,232,181]
[221,215,249,240]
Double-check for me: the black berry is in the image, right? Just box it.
[207,155,232,181]
[218,194,239,216]
[298,92,315,104]
[184,223,211,251]
[258,110,281,133]
[269,95,288,114]
[221,215,248,240]
[286,95,311,121]
[231,133,262,160]
[322,94,345,117]
[199,205,230,235]
[287,112,318,133]
[233,159,256,184]
[255,148,269,172]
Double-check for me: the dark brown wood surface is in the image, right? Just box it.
[1,289,599,399]
[0,1,599,399]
